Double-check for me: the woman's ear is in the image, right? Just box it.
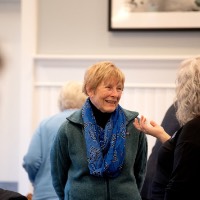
[86,86,94,97]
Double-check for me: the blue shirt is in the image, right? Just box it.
[23,109,77,200]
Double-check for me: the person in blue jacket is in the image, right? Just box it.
[23,81,87,200]
[50,61,148,200]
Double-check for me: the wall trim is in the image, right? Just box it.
[34,82,175,89]
[34,54,195,61]
[33,54,196,69]
[33,54,195,89]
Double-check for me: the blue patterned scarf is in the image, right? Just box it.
[82,98,126,178]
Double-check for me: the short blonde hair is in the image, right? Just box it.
[58,81,87,111]
[175,56,200,125]
[82,61,125,95]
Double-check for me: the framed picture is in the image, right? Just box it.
[108,0,200,31]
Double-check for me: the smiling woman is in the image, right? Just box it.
[50,61,148,200]
[83,61,124,113]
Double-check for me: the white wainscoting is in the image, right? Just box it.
[18,54,189,195]
[33,54,191,157]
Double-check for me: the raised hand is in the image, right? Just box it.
[133,115,171,143]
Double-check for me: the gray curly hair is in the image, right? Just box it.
[175,56,200,125]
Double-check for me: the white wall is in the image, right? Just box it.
[0,0,200,196]
[33,54,179,152]
[0,0,21,182]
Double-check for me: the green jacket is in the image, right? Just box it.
[50,108,147,200]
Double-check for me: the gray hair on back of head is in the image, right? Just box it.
[175,56,200,125]
[58,81,87,111]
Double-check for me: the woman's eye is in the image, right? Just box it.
[117,87,122,91]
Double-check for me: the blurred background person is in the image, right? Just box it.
[0,48,3,72]
[0,48,4,89]
[23,81,87,200]
[0,48,27,200]
[141,103,180,200]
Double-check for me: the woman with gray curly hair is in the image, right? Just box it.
[134,56,200,200]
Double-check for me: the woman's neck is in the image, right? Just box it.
[89,99,112,129]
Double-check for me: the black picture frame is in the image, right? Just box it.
[108,0,200,31]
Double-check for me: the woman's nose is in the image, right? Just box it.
[111,88,119,96]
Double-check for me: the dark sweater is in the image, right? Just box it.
[141,104,180,200]
[152,117,200,200]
